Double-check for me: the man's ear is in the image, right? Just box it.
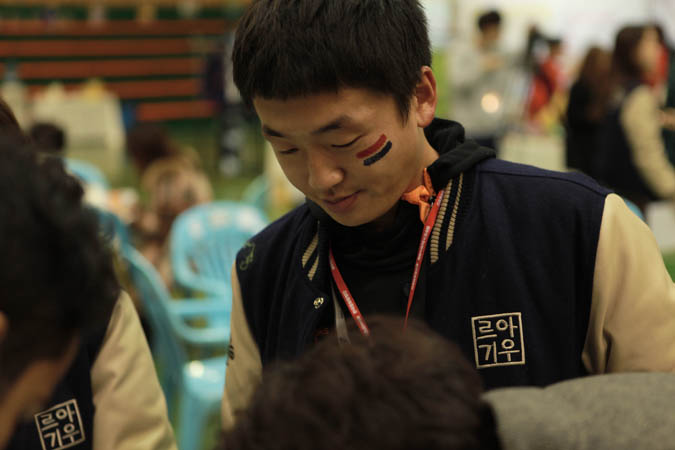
[0,311,7,346]
[412,66,438,128]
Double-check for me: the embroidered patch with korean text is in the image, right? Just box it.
[471,312,526,369]
[34,399,85,450]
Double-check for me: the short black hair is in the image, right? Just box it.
[0,138,119,392]
[29,122,66,155]
[232,0,432,120]
[223,317,501,450]
[477,10,502,31]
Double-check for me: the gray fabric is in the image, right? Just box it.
[484,373,675,450]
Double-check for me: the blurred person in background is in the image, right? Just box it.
[650,24,675,165]
[448,9,521,151]
[126,123,213,285]
[0,99,177,450]
[29,122,65,156]
[223,316,675,450]
[564,47,612,177]
[645,24,671,100]
[596,25,675,214]
[527,36,567,130]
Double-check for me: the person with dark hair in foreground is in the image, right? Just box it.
[222,0,675,429]
[224,317,500,450]
[0,107,177,450]
[223,317,675,450]
[0,139,116,449]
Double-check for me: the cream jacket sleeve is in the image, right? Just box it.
[621,85,675,200]
[221,264,263,430]
[91,292,177,450]
[583,194,675,373]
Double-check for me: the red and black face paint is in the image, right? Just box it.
[356,134,392,166]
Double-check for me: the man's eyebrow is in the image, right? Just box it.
[261,115,355,138]
[261,125,284,138]
[311,115,354,135]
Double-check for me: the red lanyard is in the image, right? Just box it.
[328,189,445,336]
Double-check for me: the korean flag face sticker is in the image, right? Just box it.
[356,134,393,166]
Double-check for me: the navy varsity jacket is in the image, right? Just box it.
[223,119,675,426]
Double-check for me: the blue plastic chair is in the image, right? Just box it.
[170,201,268,298]
[65,158,110,190]
[622,198,645,222]
[122,247,228,450]
[241,175,269,213]
[93,207,132,256]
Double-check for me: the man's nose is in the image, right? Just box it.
[307,149,345,193]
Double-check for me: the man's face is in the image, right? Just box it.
[254,83,438,227]
[0,338,78,450]
[481,24,501,47]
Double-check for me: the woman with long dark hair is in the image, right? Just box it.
[565,46,612,176]
[597,25,675,214]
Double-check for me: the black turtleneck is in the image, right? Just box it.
[311,118,496,334]
[329,201,423,318]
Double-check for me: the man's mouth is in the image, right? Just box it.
[321,191,361,213]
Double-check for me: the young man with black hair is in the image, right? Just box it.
[223,317,675,450]
[0,106,176,449]
[222,0,675,427]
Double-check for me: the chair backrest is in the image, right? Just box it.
[94,207,132,256]
[170,201,267,296]
[121,247,187,398]
[241,175,269,212]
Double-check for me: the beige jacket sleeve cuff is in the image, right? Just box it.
[621,85,675,199]
[91,292,177,450]
[221,264,263,430]
[583,194,675,373]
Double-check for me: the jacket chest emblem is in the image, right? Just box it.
[471,312,526,369]
[34,399,85,450]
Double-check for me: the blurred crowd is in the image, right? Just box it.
[1,4,675,450]
[446,9,675,215]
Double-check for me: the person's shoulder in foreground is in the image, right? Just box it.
[223,317,502,450]
[222,316,675,450]
[486,372,675,450]
[0,135,177,449]
[0,137,117,449]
